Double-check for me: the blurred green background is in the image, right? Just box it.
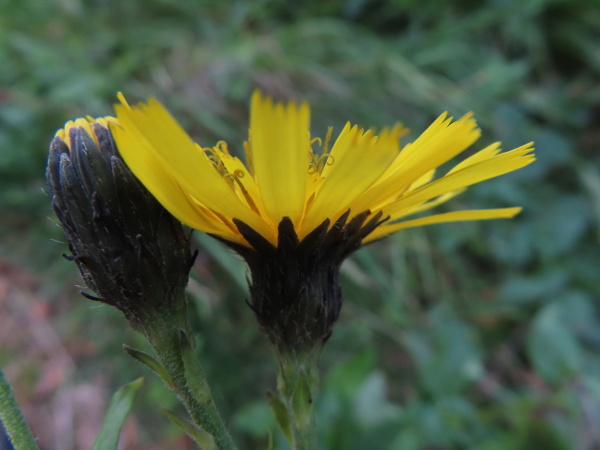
[1,0,599,448]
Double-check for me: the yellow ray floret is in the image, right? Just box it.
[249,91,310,227]
[363,207,523,244]
[56,116,118,150]
[110,91,535,249]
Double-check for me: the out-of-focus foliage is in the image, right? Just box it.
[1,0,599,448]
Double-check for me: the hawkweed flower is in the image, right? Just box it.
[111,91,535,353]
[46,117,194,331]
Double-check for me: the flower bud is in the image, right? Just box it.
[46,118,194,329]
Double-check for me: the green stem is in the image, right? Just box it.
[276,348,320,450]
[0,368,39,450]
[143,316,236,450]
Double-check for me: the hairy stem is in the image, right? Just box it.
[0,368,39,450]
[143,314,236,450]
[276,347,320,450]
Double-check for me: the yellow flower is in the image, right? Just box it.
[111,91,535,250]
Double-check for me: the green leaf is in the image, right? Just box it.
[233,401,276,437]
[123,344,174,389]
[266,430,274,450]
[531,195,590,258]
[161,408,216,450]
[179,332,212,404]
[404,305,482,396]
[352,372,400,427]
[91,378,143,450]
[325,350,376,399]
[526,301,582,384]
[266,391,293,443]
[499,269,568,305]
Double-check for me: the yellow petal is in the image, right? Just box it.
[301,125,401,236]
[209,143,271,222]
[320,122,354,176]
[408,168,436,192]
[57,117,115,149]
[363,207,523,243]
[390,189,466,220]
[447,142,502,175]
[113,95,274,241]
[114,98,234,211]
[249,91,310,225]
[383,143,535,217]
[350,113,481,213]
[110,121,233,235]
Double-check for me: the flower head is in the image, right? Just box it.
[112,92,534,248]
[47,117,194,330]
[111,92,535,350]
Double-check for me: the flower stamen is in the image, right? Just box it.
[205,143,261,215]
[225,169,261,216]
[204,147,227,174]
[214,140,230,155]
[308,127,335,174]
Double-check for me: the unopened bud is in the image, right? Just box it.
[46,118,194,329]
